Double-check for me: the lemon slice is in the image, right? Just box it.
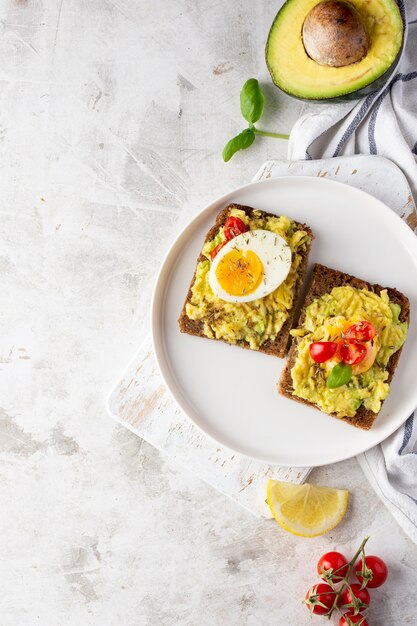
[267,480,348,537]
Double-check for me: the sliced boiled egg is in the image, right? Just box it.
[209,229,292,303]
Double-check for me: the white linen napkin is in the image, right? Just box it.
[288,0,417,543]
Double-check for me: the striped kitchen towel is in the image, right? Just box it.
[288,0,417,543]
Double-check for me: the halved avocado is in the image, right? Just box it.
[266,0,404,102]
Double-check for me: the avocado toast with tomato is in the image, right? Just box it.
[279,264,409,430]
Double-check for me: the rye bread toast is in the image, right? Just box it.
[279,263,410,430]
[178,204,313,358]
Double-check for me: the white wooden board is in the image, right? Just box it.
[107,154,417,518]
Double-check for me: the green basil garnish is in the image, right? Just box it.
[222,78,289,162]
[240,78,264,125]
[222,128,255,162]
[327,363,352,389]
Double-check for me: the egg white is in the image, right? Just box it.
[209,229,292,303]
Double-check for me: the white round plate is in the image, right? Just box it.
[151,177,417,467]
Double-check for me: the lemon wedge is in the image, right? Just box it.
[266,480,348,537]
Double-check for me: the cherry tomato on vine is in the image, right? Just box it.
[345,321,376,343]
[355,555,388,588]
[339,613,369,626]
[309,341,338,363]
[339,340,367,365]
[339,583,370,610]
[211,242,227,260]
[305,583,335,615]
[317,551,349,580]
[224,216,248,240]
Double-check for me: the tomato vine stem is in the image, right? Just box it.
[327,535,370,619]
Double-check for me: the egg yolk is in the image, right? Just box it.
[215,249,264,296]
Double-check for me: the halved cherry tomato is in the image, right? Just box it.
[224,216,248,240]
[211,242,227,260]
[339,613,368,626]
[309,341,338,363]
[339,340,367,365]
[344,321,376,343]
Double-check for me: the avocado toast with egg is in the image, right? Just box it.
[279,264,409,430]
[179,204,313,357]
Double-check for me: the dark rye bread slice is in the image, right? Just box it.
[279,263,410,430]
[178,204,313,358]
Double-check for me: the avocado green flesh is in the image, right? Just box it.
[185,208,311,350]
[290,286,408,418]
[266,0,404,100]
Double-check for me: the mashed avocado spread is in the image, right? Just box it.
[185,208,310,350]
[290,286,408,418]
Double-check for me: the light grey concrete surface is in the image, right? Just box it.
[0,1,416,624]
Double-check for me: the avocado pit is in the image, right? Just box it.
[302,0,370,67]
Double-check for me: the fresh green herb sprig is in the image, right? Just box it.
[222,78,289,162]
[327,362,352,389]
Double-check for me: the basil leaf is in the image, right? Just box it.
[240,79,264,124]
[222,128,255,162]
[327,363,352,389]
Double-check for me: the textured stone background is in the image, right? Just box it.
[1,1,416,624]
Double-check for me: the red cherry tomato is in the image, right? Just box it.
[339,613,369,626]
[345,321,376,343]
[355,555,388,588]
[317,551,349,580]
[210,242,227,260]
[339,340,367,365]
[223,216,248,240]
[305,583,335,615]
[339,583,370,610]
[309,341,338,363]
